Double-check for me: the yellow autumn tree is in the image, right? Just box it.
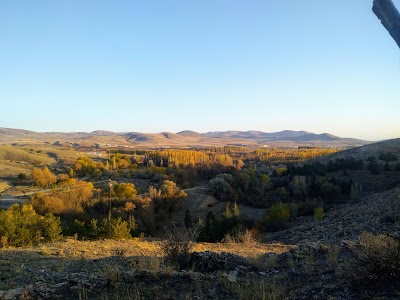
[31,167,57,187]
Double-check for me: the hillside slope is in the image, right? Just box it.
[0,127,370,148]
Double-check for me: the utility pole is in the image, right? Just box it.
[373,0,400,48]
[108,179,113,238]
[108,180,113,221]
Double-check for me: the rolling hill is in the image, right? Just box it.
[0,127,371,148]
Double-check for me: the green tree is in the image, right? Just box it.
[224,201,232,218]
[264,202,290,232]
[368,160,380,175]
[232,202,240,217]
[100,217,131,239]
[0,204,61,247]
[41,213,62,242]
[208,177,231,201]
[314,207,324,221]
[17,173,27,180]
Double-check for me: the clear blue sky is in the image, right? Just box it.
[1,0,399,141]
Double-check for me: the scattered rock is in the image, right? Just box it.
[189,251,251,273]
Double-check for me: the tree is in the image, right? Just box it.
[159,180,186,199]
[368,160,380,175]
[68,167,74,178]
[31,167,57,187]
[114,183,137,200]
[232,202,240,217]
[41,213,62,242]
[264,202,290,232]
[208,178,231,201]
[224,202,232,219]
[0,204,62,247]
[17,173,26,180]
[100,217,131,239]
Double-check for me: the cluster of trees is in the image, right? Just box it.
[65,217,134,240]
[208,169,272,206]
[254,147,339,163]
[197,202,241,242]
[0,204,62,247]
[326,157,364,172]
[28,173,187,240]
[31,167,57,187]
[263,201,324,232]
[31,179,95,214]
[378,152,398,162]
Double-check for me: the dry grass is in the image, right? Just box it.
[26,238,292,261]
[0,145,55,165]
[34,238,165,259]
[0,181,10,193]
[192,241,292,259]
[225,275,288,300]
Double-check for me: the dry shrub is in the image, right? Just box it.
[1,236,8,248]
[326,244,340,269]
[111,248,127,257]
[350,232,400,291]
[226,276,286,300]
[222,229,258,245]
[162,227,196,270]
[248,253,279,270]
[238,229,258,245]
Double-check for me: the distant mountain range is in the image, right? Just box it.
[0,127,370,148]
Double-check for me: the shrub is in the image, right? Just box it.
[17,173,27,180]
[314,207,325,221]
[264,202,290,232]
[100,217,131,239]
[223,229,258,245]
[162,227,195,270]
[350,232,400,292]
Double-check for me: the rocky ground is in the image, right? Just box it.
[269,186,400,245]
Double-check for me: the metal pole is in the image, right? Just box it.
[108,180,113,221]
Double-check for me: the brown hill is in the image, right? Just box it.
[0,127,371,148]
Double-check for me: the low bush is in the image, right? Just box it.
[350,232,400,292]
[264,202,289,232]
[162,227,195,269]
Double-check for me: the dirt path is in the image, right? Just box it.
[0,194,29,210]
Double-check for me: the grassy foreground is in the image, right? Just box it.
[0,238,293,299]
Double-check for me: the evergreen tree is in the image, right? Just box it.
[232,202,240,217]
[224,201,232,219]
